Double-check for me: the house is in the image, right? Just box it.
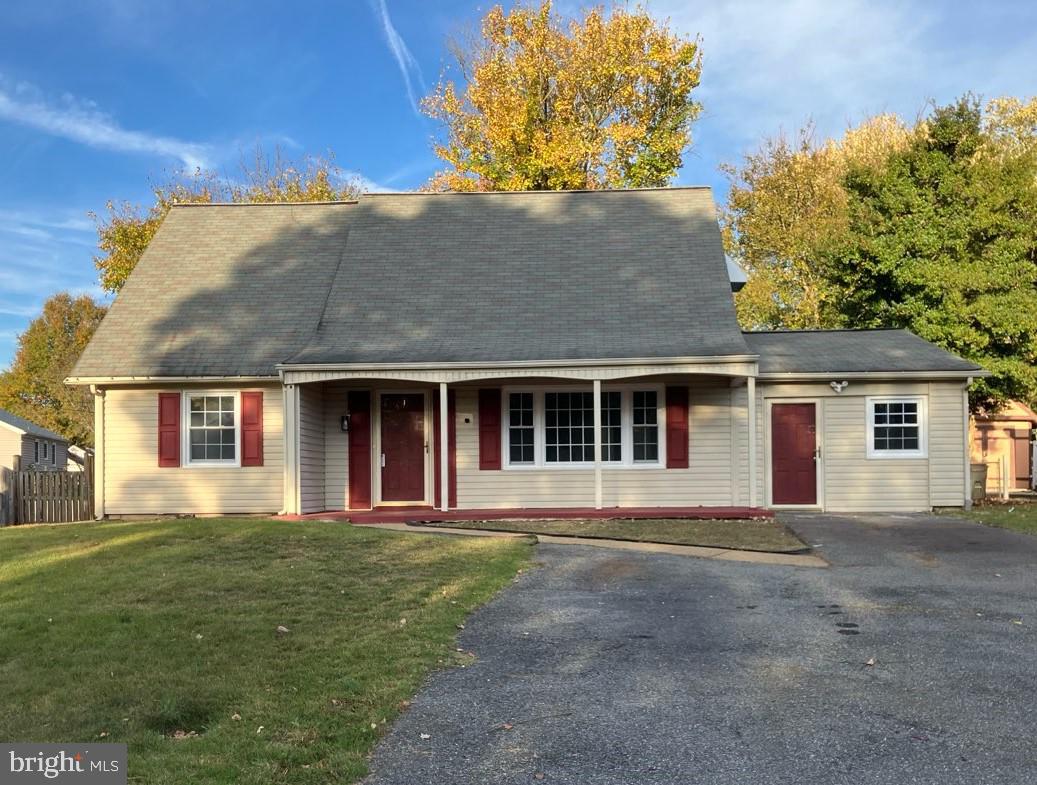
[971,400,1036,495]
[0,408,69,471]
[67,188,984,519]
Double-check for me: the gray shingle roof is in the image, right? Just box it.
[744,329,983,375]
[289,189,749,365]
[72,189,751,378]
[0,408,67,441]
[73,202,358,378]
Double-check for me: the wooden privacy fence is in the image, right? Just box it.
[0,457,93,525]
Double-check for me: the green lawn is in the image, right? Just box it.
[430,517,807,553]
[0,518,532,784]
[953,502,1037,536]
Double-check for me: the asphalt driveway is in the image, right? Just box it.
[364,514,1037,785]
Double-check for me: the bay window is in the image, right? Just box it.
[503,386,666,468]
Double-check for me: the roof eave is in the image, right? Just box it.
[758,369,988,380]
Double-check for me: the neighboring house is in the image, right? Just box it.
[0,408,69,472]
[67,189,985,518]
[971,401,1036,494]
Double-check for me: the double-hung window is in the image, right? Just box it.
[867,396,925,458]
[186,393,239,465]
[508,393,535,464]
[504,387,665,468]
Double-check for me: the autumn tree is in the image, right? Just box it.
[422,1,702,191]
[829,97,1037,409]
[722,115,911,328]
[0,293,107,445]
[95,149,362,292]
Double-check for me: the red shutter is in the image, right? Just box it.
[433,390,458,508]
[158,392,181,467]
[665,386,689,469]
[241,391,264,466]
[478,389,502,470]
[348,391,372,509]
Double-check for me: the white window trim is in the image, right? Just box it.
[182,390,242,468]
[501,384,666,470]
[866,395,927,459]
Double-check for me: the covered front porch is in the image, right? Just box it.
[278,356,762,516]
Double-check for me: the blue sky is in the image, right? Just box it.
[0,0,1035,368]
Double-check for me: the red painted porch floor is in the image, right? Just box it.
[280,506,773,523]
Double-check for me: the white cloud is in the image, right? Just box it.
[369,0,426,114]
[651,0,1037,152]
[0,76,211,168]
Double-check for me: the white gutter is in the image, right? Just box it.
[277,354,761,372]
[758,370,988,381]
[66,375,278,386]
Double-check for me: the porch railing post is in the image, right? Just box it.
[439,382,449,512]
[593,379,602,510]
[747,375,758,507]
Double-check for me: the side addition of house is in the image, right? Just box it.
[67,189,984,518]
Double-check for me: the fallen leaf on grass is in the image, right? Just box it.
[865,658,876,667]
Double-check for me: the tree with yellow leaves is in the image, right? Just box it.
[422,1,702,191]
[94,149,361,292]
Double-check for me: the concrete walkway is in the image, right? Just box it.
[351,521,827,568]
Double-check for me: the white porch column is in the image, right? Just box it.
[439,382,449,512]
[91,385,105,520]
[747,376,758,508]
[593,379,603,510]
[282,383,300,515]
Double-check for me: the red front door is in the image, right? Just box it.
[771,403,817,505]
[380,393,426,502]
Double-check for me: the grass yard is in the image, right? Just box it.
[953,502,1037,537]
[430,517,807,553]
[0,518,532,784]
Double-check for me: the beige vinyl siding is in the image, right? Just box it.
[758,380,967,512]
[103,384,283,515]
[928,381,967,506]
[0,427,21,471]
[455,381,738,510]
[322,383,351,511]
[821,395,929,512]
[298,385,325,514]
[602,381,733,507]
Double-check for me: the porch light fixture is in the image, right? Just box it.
[340,414,350,432]
[830,381,849,393]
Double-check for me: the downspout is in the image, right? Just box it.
[91,385,105,520]
[962,377,973,511]
[747,376,758,508]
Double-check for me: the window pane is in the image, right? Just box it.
[872,400,921,453]
[188,395,237,462]
[544,390,594,463]
[508,392,535,464]
[632,391,660,462]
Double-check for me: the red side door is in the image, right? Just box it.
[380,393,426,502]
[771,403,817,505]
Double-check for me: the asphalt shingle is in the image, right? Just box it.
[744,329,982,375]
